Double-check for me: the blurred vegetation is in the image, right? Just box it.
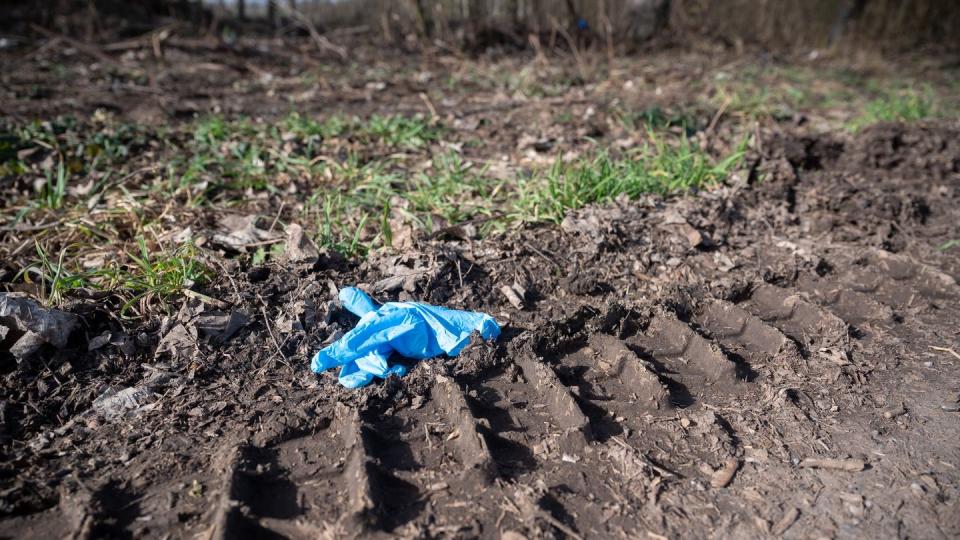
[8,0,960,52]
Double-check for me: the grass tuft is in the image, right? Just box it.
[20,238,211,315]
[511,132,747,223]
[39,159,69,210]
[847,87,938,131]
[364,114,439,148]
[404,152,503,232]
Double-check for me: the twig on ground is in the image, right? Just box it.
[708,97,732,133]
[275,3,348,61]
[551,17,588,82]
[240,238,285,248]
[102,24,177,52]
[183,289,231,310]
[257,295,291,368]
[523,241,564,269]
[609,436,675,478]
[206,256,241,306]
[930,345,960,361]
[419,92,439,123]
[268,201,286,233]
[30,24,123,68]
[772,507,800,536]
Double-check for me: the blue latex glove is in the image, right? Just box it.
[312,287,501,388]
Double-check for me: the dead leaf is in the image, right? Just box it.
[284,223,319,263]
[211,215,280,250]
[156,323,198,360]
[0,293,79,359]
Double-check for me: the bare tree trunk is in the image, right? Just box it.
[237,0,246,20]
[468,0,488,19]
[530,0,544,33]
[564,0,580,26]
[829,0,867,45]
[411,0,434,38]
[507,0,520,28]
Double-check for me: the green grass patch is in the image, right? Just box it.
[193,112,439,151]
[615,106,698,132]
[713,81,805,121]
[21,238,211,315]
[301,157,397,257]
[38,159,69,210]
[3,110,749,308]
[364,114,439,149]
[172,112,440,205]
[403,153,504,232]
[511,132,748,223]
[938,239,960,251]
[847,86,939,131]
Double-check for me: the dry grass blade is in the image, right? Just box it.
[929,345,960,361]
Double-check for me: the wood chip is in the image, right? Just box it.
[710,458,739,488]
[500,285,525,309]
[771,506,799,536]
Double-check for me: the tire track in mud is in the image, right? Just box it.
[215,235,958,538]
[196,123,960,537]
[450,234,960,537]
[205,406,374,539]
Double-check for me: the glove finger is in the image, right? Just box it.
[311,349,339,372]
[354,347,392,377]
[384,363,407,378]
[339,287,380,318]
[338,360,375,389]
[405,303,501,356]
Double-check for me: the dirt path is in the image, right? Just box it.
[2,121,959,538]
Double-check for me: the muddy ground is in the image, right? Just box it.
[1,33,960,539]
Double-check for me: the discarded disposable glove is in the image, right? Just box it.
[312,287,501,388]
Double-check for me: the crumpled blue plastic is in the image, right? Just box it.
[311,287,501,388]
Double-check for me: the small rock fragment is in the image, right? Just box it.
[9,331,46,359]
[195,311,250,342]
[212,215,280,250]
[882,404,906,419]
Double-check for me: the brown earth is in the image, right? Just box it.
[2,29,960,540]
[1,119,958,539]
